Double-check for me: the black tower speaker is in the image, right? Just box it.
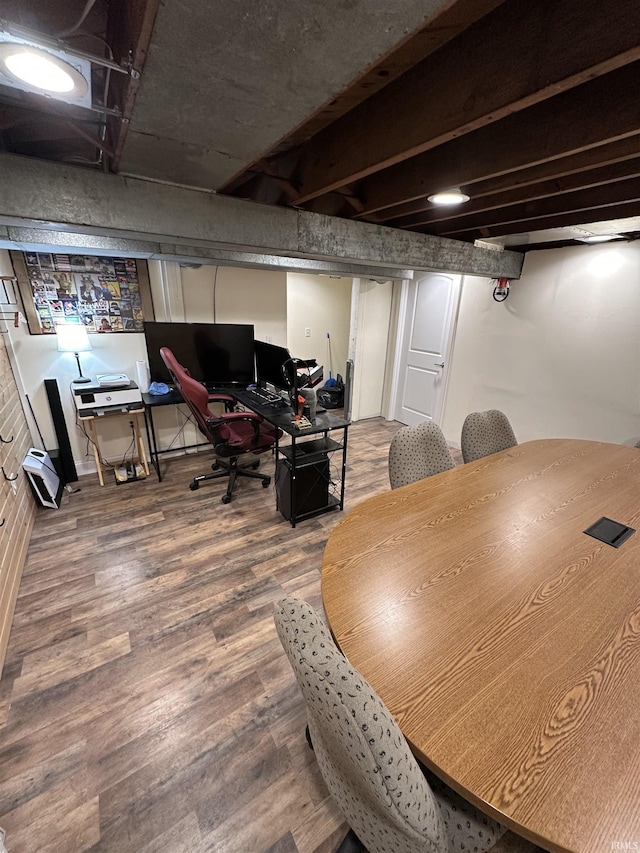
[44,378,78,484]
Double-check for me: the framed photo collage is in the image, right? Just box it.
[12,251,152,335]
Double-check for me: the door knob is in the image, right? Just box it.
[434,361,445,368]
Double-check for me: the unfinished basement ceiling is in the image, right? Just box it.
[2,0,640,252]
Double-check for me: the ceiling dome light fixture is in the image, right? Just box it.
[0,43,88,97]
[427,188,470,205]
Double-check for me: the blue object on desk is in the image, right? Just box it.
[148,381,170,395]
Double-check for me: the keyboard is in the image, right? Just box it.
[244,387,286,407]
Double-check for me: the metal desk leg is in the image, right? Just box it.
[145,406,162,481]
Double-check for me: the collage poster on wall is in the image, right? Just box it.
[24,252,145,334]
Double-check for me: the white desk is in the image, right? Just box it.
[77,407,149,486]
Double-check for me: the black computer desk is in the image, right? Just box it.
[234,389,350,526]
[143,387,350,526]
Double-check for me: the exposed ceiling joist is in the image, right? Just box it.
[435,176,640,238]
[388,158,640,231]
[448,200,640,242]
[368,137,640,224]
[352,62,640,217]
[287,0,640,204]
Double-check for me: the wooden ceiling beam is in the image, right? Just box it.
[291,0,640,204]
[428,176,640,237]
[353,62,640,217]
[107,0,162,169]
[368,136,640,224]
[217,0,507,193]
[446,200,640,241]
[389,157,640,229]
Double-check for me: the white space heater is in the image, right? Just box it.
[22,448,63,509]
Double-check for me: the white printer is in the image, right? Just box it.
[73,378,142,412]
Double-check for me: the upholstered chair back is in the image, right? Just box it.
[461,410,517,464]
[388,422,455,489]
[274,596,448,853]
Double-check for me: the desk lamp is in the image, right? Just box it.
[56,323,92,384]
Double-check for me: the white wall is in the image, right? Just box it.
[286,273,351,375]
[442,242,640,447]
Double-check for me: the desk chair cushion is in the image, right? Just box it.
[275,597,507,853]
[212,410,279,455]
[461,410,517,464]
[389,422,455,490]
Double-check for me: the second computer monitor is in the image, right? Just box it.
[254,340,296,391]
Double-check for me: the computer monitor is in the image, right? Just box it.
[254,340,297,391]
[143,321,255,387]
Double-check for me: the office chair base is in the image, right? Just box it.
[188,456,270,503]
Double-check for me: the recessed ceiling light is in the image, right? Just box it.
[0,43,88,97]
[578,234,623,243]
[428,189,470,205]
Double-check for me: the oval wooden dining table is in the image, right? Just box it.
[321,439,640,853]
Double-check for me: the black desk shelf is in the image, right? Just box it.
[279,436,343,464]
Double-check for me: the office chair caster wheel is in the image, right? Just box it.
[251,460,260,469]
[262,477,271,488]
[221,494,232,504]
[189,482,199,491]
[211,462,220,471]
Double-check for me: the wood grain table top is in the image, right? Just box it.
[321,439,640,853]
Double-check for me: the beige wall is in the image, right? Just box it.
[442,242,640,447]
[146,261,289,459]
[286,273,351,376]
[180,265,287,344]
[352,279,393,420]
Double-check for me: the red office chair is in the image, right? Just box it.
[160,347,281,503]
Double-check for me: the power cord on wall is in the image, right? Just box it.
[212,265,219,322]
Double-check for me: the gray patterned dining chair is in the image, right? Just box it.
[274,597,541,853]
[388,422,455,490]
[461,410,517,464]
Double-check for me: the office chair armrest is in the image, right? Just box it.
[219,410,262,422]
[207,410,265,448]
[204,410,262,431]
[222,410,265,445]
[208,392,236,413]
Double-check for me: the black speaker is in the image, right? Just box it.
[275,457,329,521]
[44,378,78,484]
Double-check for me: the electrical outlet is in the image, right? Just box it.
[304,327,311,337]
[265,334,272,343]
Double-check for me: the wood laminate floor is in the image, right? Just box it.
[0,416,435,853]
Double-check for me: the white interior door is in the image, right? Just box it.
[392,273,460,426]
